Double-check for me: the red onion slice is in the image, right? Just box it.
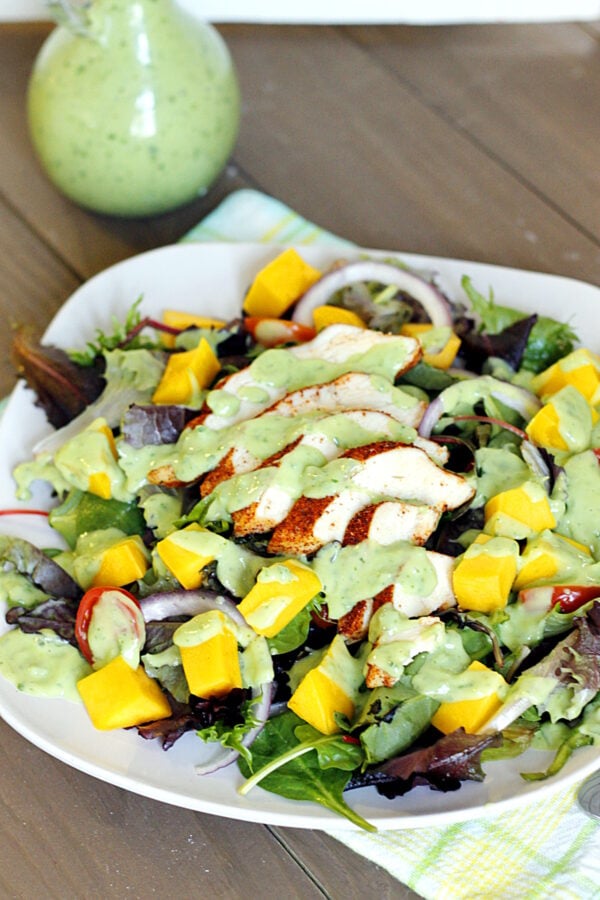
[418,376,541,438]
[292,260,453,327]
[194,683,273,776]
[139,588,247,628]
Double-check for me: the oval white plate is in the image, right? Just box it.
[0,242,598,831]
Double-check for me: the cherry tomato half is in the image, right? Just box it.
[75,586,145,668]
[518,584,600,614]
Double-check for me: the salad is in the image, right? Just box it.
[1,245,599,832]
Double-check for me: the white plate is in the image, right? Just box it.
[0,242,598,831]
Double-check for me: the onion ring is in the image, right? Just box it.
[292,260,452,327]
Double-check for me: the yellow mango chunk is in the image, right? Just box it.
[155,524,214,589]
[180,629,242,699]
[161,311,226,348]
[288,635,361,735]
[288,667,354,736]
[484,481,556,539]
[237,560,322,638]
[400,323,461,369]
[526,386,598,454]
[531,348,600,401]
[152,337,221,405]
[312,305,366,331]
[431,661,505,735]
[242,248,322,318]
[525,402,569,450]
[452,537,519,613]
[91,535,150,587]
[77,655,171,730]
[88,472,112,501]
[81,420,118,500]
[513,532,592,591]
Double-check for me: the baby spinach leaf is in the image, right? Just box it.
[49,490,146,549]
[267,606,312,655]
[359,693,439,766]
[238,711,375,831]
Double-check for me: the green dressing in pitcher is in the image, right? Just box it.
[28,0,240,217]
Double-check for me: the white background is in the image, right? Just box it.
[1,0,599,24]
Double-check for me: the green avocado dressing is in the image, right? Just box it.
[0,628,91,701]
[0,572,48,609]
[177,409,414,510]
[468,447,530,508]
[554,451,600,555]
[157,528,266,598]
[551,386,596,455]
[312,540,438,620]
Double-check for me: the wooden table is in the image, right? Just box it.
[1,19,599,898]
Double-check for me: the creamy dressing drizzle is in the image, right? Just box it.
[0,629,91,701]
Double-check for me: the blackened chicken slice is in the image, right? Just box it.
[189,325,422,431]
[260,371,425,429]
[229,410,421,535]
[267,441,474,555]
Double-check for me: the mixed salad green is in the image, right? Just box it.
[1,249,600,831]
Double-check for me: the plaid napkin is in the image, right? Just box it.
[184,188,600,899]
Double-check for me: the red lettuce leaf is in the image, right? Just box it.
[348,729,501,797]
[135,688,251,750]
[12,327,105,428]
[6,597,78,644]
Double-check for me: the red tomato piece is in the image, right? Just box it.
[75,586,144,667]
[244,317,316,347]
[518,584,600,614]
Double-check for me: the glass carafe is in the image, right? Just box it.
[28,0,240,217]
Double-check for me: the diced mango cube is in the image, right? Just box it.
[152,337,221,405]
[179,623,242,699]
[484,481,556,539]
[88,472,112,501]
[91,535,150,587]
[77,655,171,730]
[526,386,598,454]
[288,635,361,735]
[78,419,117,500]
[237,560,322,638]
[531,348,600,401]
[525,402,569,450]
[452,537,519,613]
[161,311,227,348]
[312,305,366,331]
[513,531,592,591]
[242,249,322,318]
[94,419,118,458]
[155,524,215,590]
[288,666,354,736]
[431,661,505,735]
[400,323,461,369]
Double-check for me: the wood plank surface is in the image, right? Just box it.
[225,24,600,282]
[344,23,600,250]
[0,16,599,900]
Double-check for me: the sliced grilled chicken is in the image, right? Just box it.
[200,445,259,497]
[343,501,440,547]
[268,441,474,555]
[190,324,421,432]
[366,613,446,688]
[374,551,456,618]
[205,407,412,499]
[260,371,425,429]
[228,410,423,534]
[342,442,474,510]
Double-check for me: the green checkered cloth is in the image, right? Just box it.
[185,189,600,900]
